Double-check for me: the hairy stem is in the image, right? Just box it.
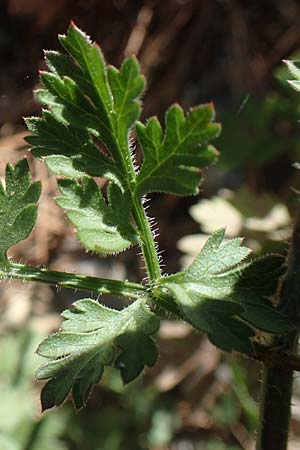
[1,263,145,298]
[257,336,297,450]
[256,218,300,450]
[132,196,162,281]
[115,135,162,282]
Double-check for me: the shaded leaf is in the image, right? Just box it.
[158,230,289,352]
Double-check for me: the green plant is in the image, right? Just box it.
[217,59,300,171]
[0,327,68,450]
[1,23,300,450]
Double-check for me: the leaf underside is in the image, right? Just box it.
[159,229,289,353]
[36,298,159,411]
[0,159,41,266]
[56,177,139,255]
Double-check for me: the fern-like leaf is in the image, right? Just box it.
[36,298,159,410]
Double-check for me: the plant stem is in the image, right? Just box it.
[256,218,300,450]
[256,333,298,450]
[1,262,145,299]
[115,135,162,282]
[131,196,162,281]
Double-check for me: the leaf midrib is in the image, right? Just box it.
[137,113,210,189]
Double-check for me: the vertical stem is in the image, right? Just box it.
[131,196,161,281]
[256,217,300,450]
[256,334,298,450]
[115,136,162,282]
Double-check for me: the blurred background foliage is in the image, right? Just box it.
[1,1,300,449]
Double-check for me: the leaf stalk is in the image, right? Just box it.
[1,262,145,299]
[112,131,162,282]
[131,196,162,282]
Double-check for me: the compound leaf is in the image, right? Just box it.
[158,229,289,352]
[26,23,220,201]
[36,298,159,410]
[27,23,145,180]
[135,104,221,197]
[0,159,41,266]
[56,177,139,255]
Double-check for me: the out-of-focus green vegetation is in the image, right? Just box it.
[218,62,300,170]
[0,329,68,450]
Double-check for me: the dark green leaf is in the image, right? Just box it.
[158,230,289,352]
[0,159,41,266]
[26,111,124,188]
[135,104,221,196]
[30,23,145,168]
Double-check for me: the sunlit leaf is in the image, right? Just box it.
[36,298,159,410]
